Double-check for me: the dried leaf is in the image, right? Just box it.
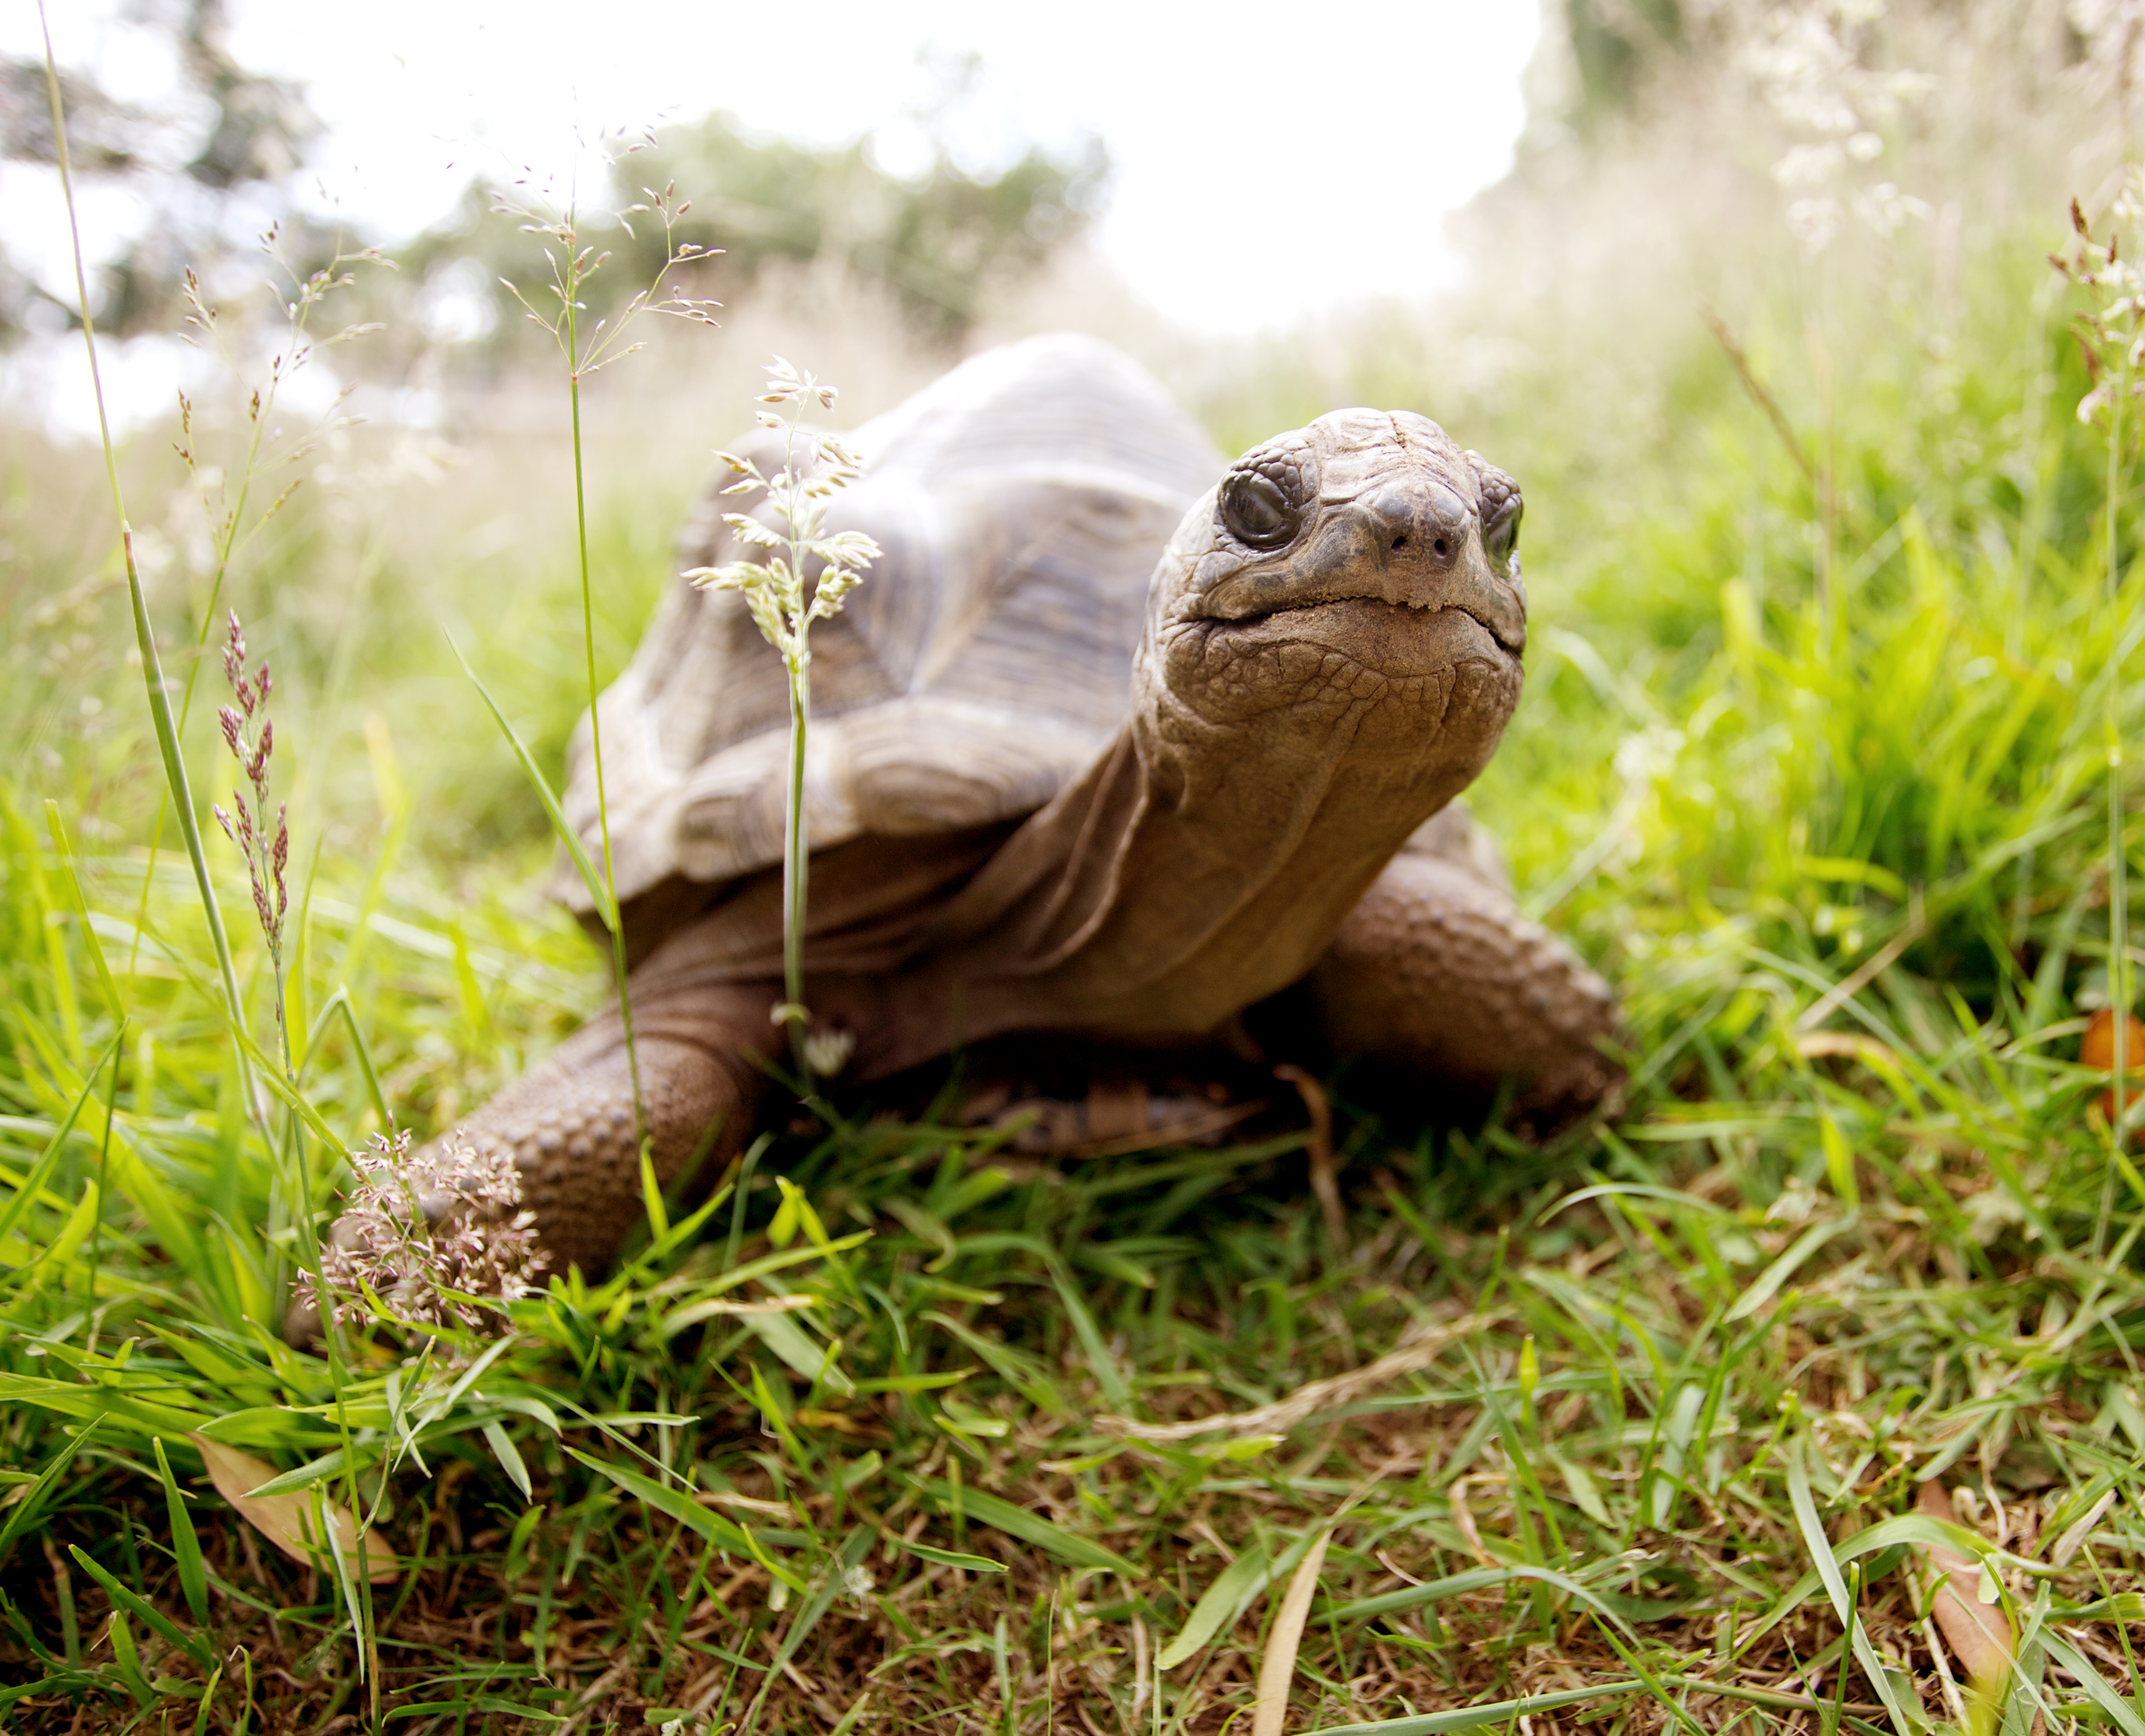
[190,1434,399,1584]
[1913,1482,2011,1690]
[2081,1009,2145,1132]
[1253,1528,1330,1736]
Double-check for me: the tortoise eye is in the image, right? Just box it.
[1484,492,1522,566]
[1222,469,1299,550]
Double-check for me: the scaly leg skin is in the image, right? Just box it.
[288,973,774,1340]
[441,977,775,1279]
[1305,824,1623,1130]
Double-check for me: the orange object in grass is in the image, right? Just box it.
[2083,1007,2145,1133]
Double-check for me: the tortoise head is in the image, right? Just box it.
[1138,409,1526,790]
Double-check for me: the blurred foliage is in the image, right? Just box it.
[403,111,1108,351]
[1532,0,2101,155]
[1,0,323,342]
[24,16,1105,363]
[1560,0,1688,128]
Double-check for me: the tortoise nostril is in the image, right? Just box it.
[1433,537,1449,558]
[1391,534,1407,550]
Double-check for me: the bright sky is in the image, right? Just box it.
[13,0,1539,333]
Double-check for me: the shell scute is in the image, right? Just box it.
[561,334,1224,916]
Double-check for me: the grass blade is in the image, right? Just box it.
[317,1483,377,1685]
[41,801,122,1025]
[11,1180,98,1302]
[0,1419,101,1562]
[0,1371,211,1436]
[1162,1531,1324,1670]
[895,1538,1007,1573]
[910,1478,1136,1575]
[234,1027,347,1153]
[740,1308,854,1395]
[0,1028,124,1255]
[67,1543,213,1670]
[1330,1563,1637,1630]
[2042,1632,2145,1736]
[1306,1682,1646,1735]
[1786,1448,1915,1736]
[152,1437,209,1626]
[563,1447,765,1563]
[297,988,391,1128]
[1161,1536,1278,1669]
[1725,1219,1848,1321]
[103,1605,152,1704]
[444,631,616,931]
[741,1527,874,1735]
[482,1420,532,1501]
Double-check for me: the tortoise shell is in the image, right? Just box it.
[562,334,1225,920]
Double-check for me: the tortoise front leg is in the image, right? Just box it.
[1304,838,1623,1129]
[443,976,776,1279]
[289,963,775,1340]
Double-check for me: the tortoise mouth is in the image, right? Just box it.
[1210,593,1525,661]
[1457,600,1525,656]
[1189,545,1526,656]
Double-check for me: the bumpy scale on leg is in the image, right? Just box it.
[444,983,775,1278]
[1307,846,1622,1129]
[288,976,774,1340]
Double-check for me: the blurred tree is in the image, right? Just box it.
[1,0,322,341]
[21,16,1104,359]
[408,111,1109,351]
[636,113,1107,340]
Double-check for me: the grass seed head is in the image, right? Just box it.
[681,359,882,1082]
[210,609,289,965]
[684,359,883,664]
[296,1130,547,1335]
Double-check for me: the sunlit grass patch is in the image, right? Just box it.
[9,601,2145,1731]
[5,930,2145,1732]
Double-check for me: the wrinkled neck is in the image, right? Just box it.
[926,692,1472,1046]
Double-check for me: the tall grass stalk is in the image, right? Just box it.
[687,360,881,1083]
[566,247,646,1152]
[125,249,380,998]
[38,10,245,1067]
[43,4,383,1280]
[2055,183,2142,1248]
[36,0,385,1702]
[496,170,717,1150]
[2106,319,2130,1251]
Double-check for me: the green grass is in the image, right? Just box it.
[6,144,2145,1736]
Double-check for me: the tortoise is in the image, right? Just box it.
[432,333,1620,1277]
